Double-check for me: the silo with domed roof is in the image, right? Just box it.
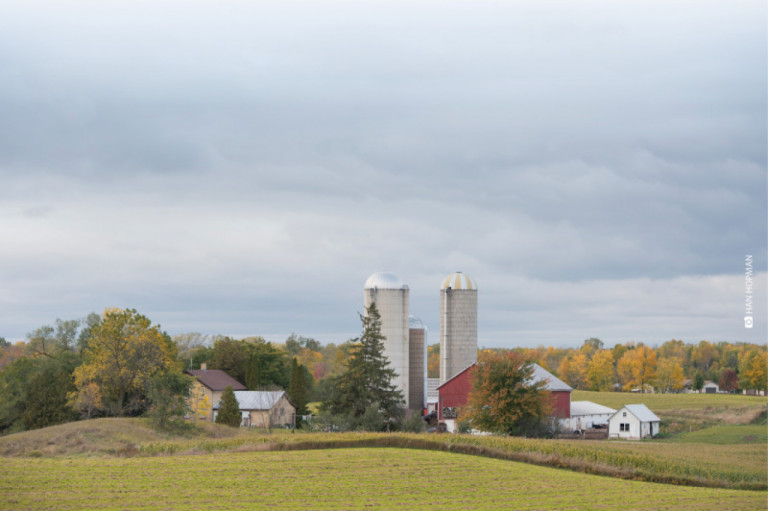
[364,272,410,408]
[439,271,478,384]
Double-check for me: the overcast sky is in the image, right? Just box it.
[1,0,765,348]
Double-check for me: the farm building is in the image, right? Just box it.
[426,377,440,414]
[436,362,572,433]
[565,401,616,432]
[702,381,720,394]
[185,365,247,421]
[213,390,296,428]
[608,404,660,439]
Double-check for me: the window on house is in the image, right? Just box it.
[620,423,630,432]
[622,412,627,417]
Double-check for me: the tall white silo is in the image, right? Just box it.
[408,315,427,413]
[364,272,410,408]
[439,271,478,384]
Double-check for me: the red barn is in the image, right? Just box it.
[436,362,572,432]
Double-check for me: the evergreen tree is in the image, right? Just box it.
[322,303,404,422]
[215,385,242,427]
[288,358,310,423]
[693,372,705,391]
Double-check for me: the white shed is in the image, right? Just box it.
[702,381,720,394]
[608,404,660,439]
[566,401,616,432]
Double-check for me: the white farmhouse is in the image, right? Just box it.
[608,404,660,439]
[566,401,616,432]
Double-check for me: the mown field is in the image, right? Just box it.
[1,417,765,491]
[1,448,765,510]
[571,390,767,412]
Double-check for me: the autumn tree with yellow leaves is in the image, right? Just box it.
[71,308,178,416]
[587,350,615,391]
[617,345,657,392]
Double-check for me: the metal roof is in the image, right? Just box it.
[364,272,408,290]
[614,404,660,423]
[213,391,287,411]
[530,363,573,392]
[570,401,616,416]
[441,271,477,291]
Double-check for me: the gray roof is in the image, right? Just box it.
[570,401,616,416]
[213,391,290,411]
[531,363,573,392]
[614,404,660,423]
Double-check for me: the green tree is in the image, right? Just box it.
[0,357,36,433]
[147,372,194,429]
[288,357,311,424]
[244,340,289,390]
[215,385,242,427]
[71,308,178,416]
[463,351,550,436]
[321,303,404,424]
[21,352,80,430]
[693,372,705,391]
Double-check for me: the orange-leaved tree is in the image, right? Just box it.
[463,351,551,436]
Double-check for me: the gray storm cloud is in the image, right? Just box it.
[0,0,765,346]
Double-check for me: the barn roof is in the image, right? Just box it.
[437,363,476,390]
[185,369,247,391]
[530,363,573,392]
[213,391,292,411]
[614,404,660,423]
[570,401,616,416]
[436,362,573,392]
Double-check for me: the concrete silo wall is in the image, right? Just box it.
[439,289,478,384]
[364,288,410,408]
[408,327,426,412]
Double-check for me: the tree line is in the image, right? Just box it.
[2,310,765,436]
[467,338,766,393]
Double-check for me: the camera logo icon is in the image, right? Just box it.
[745,316,753,328]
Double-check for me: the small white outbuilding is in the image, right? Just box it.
[566,401,616,432]
[608,404,660,440]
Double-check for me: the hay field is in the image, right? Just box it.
[1,448,765,510]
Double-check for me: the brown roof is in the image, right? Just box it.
[185,369,247,391]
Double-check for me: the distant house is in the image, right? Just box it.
[185,364,247,421]
[608,404,660,439]
[213,390,296,428]
[702,381,720,394]
[565,401,616,432]
[436,362,572,433]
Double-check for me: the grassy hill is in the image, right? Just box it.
[1,416,765,491]
[2,448,765,510]
[0,417,248,457]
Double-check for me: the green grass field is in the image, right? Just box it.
[1,418,764,490]
[571,390,767,412]
[1,448,765,510]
